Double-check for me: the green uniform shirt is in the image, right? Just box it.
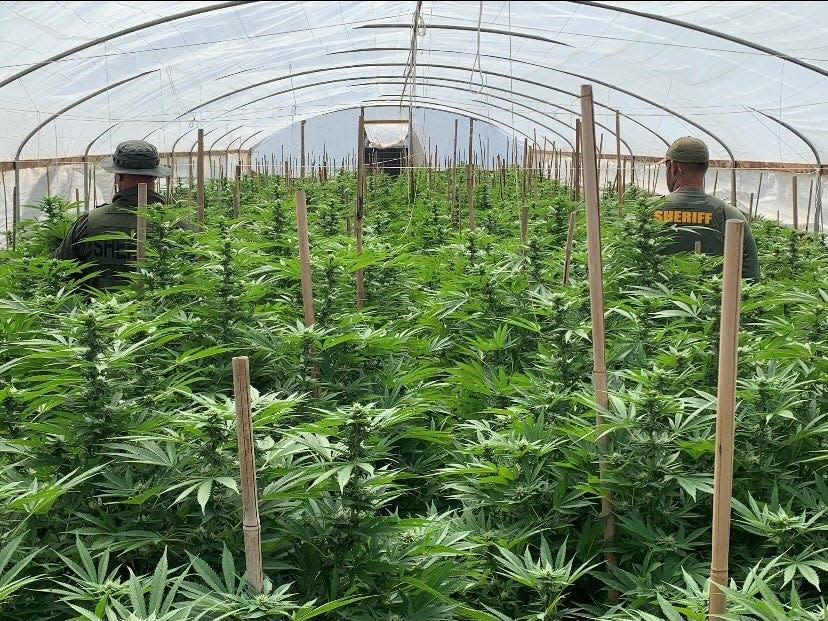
[54,186,168,289]
[655,188,761,281]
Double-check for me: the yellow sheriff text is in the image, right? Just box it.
[653,210,713,225]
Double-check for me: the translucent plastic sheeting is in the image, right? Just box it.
[0,1,825,168]
[364,123,409,149]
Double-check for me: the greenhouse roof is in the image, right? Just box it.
[1,1,827,168]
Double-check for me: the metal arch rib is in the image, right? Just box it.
[569,1,828,80]
[327,47,670,148]
[180,61,692,156]
[371,75,638,161]
[15,70,156,162]
[371,93,576,152]
[358,22,572,47]
[749,108,824,233]
[0,1,257,91]
[12,69,156,243]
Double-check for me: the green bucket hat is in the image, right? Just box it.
[100,140,171,177]
[658,136,709,164]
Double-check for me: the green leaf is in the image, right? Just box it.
[196,479,213,514]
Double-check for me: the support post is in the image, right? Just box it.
[791,175,798,230]
[356,110,365,308]
[232,356,264,594]
[467,118,475,231]
[136,183,147,263]
[563,211,576,284]
[616,110,623,215]
[573,119,582,201]
[708,219,744,621]
[295,189,315,327]
[579,84,616,603]
[197,128,205,227]
[300,120,306,179]
[234,164,241,218]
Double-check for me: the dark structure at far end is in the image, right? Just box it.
[362,120,424,176]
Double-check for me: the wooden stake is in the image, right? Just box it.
[695,240,702,254]
[573,119,582,201]
[791,175,798,230]
[75,188,80,216]
[730,165,737,208]
[295,189,315,326]
[468,118,475,231]
[136,183,147,263]
[712,169,719,196]
[580,85,616,603]
[748,193,754,221]
[232,356,264,594]
[754,172,763,217]
[46,166,51,197]
[805,178,814,233]
[520,202,528,246]
[356,110,366,308]
[563,210,576,284]
[301,120,306,178]
[616,110,623,215]
[234,164,241,218]
[197,129,205,227]
[708,219,744,621]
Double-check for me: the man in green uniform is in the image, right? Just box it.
[54,140,172,288]
[656,136,760,281]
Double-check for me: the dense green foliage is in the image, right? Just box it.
[0,167,826,620]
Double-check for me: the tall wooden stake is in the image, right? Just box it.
[580,84,617,603]
[792,175,798,230]
[730,165,737,208]
[573,119,582,201]
[295,189,315,327]
[708,219,744,621]
[232,356,264,593]
[754,172,763,217]
[562,211,576,284]
[356,110,366,308]
[805,178,814,232]
[136,183,147,263]
[467,118,475,231]
[748,193,754,221]
[197,128,205,227]
[234,164,241,218]
[616,110,623,214]
[713,169,719,196]
[300,120,306,179]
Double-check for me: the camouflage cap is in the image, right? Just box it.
[100,140,171,177]
[658,136,709,164]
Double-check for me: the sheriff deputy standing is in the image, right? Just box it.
[656,136,761,281]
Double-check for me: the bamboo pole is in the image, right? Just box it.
[136,183,147,263]
[356,110,365,308]
[196,129,205,227]
[300,120,306,179]
[573,119,582,201]
[232,356,264,594]
[805,178,814,232]
[562,211,576,284]
[791,175,798,230]
[520,202,528,246]
[579,84,617,603]
[616,111,623,215]
[754,172,763,216]
[708,219,744,621]
[408,106,415,206]
[295,189,315,326]
[234,164,241,218]
[468,118,475,231]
